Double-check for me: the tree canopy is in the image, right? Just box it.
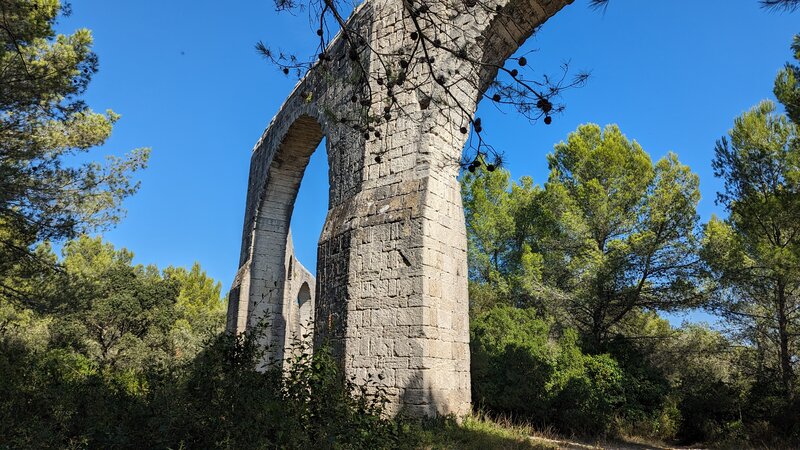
[0,0,148,304]
[774,34,800,123]
[703,96,800,398]
[3,2,800,448]
[463,124,702,349]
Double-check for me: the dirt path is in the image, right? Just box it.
[533,436,706,450]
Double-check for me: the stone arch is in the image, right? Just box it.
[228,0,573,417]
[296,281,314,345]
[227,111,327,363]
[282,230,318,354]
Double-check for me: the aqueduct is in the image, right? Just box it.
[226,0,574,416]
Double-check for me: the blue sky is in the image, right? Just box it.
[59,1,797,324]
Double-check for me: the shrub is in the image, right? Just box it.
[549,330,625,434]
[0,317,409,449]
[167,327,407,449]
[470,306,625,434]
[470,306,555,420]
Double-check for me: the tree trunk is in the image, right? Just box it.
[588,304,605,353]
[777,280,793,399]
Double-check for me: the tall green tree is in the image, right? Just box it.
[702,99,800,399]
[774,34,800,124]
[462,124,702,348]
[462,167,516,290]
[461,168,556,313]
[164,263,226,357]
[544,124,701,350]
[55,236,180,370]
[0,0,148,302]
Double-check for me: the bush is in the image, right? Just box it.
[165,327,406,449]
[549,336,625,434]
[603,335,674,440]
[470,305,555,420]
[470,306,625,434]
[0,317,409,449]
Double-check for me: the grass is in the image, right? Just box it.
[409,413,705,450]
[413,413,558,450]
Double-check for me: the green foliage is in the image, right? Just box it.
[468,306,754,444]
[0,235,217,447]
[0,236,407,449]
[611,317,742,443]
[545,124,702,349]
[704,99,800,401]
[461,168,561,316]
[774,34,800,123]
[0,0,148,302]
[462,166,515,287]
[460,118,800,444]
[462,123,702,350]
[460,104,800,444]
[549,333,625,434]
[54,236,180,371]
[158,328,406,449]
[164,263,227,357]
[471,306,625,434]
[470,306,556,418]
[0,322,408,449]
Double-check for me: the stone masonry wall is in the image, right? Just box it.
[282,230,316,354]
[227,0,574,417]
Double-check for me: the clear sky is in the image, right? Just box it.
[58,1,797,324]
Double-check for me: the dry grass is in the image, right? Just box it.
[415,412,558,449]
[414,412,709,450]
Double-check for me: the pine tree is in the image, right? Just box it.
[0,0,148,303]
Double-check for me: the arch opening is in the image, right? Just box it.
[295,281,314,350]
[244,114,327,363]
[289,138,329,277]
[283,137,328,354]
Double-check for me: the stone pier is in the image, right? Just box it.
[227,0,573,416]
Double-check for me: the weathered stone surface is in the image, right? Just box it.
[282,231,316,356]
[226,0,573,417]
